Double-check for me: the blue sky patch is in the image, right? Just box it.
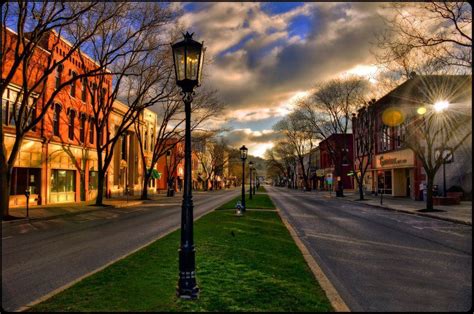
[288,14,313,39]
[261,2,305,15]
[219,33,256,56]
[228,116,280,132]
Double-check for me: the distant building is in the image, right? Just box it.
[319,134,354,192]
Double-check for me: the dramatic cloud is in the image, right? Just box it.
[177,2,387,157]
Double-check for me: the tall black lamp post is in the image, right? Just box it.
[248,161,254,200]
[172,32,205,300]
[240,145,248,211]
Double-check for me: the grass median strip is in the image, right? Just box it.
[30,207,332,311]
[217,192,275,210]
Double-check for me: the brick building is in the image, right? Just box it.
[352,75,472,200]
[319,133,354,192]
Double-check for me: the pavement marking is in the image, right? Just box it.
[276,208,351,312]
[16,194,237,312]
[304,232,470,258]
[2,236,13,240]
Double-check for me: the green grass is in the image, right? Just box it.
[217,193,276,210]
[31,210,332,312]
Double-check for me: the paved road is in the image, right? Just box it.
[267,186,472,312]
[2,189,239,311]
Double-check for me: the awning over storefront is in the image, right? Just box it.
[148,168,161,179]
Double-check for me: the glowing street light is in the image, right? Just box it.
[434,100,450,113]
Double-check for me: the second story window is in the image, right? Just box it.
[70,71,77,97]
[91,83,97,104]
[79,113,86,143]
[395,124,405,149]
[68,109,76,140]
[151,131,155,151]
[89,117,95,144]
[81,78,87,102]
[101,88,107,105]
[53,104,61,136]
[381,126,391,152]
[144,130,148,151]
[55,64,63,90]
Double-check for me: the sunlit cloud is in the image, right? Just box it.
[179,2,390,158]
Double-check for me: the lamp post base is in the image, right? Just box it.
[176,275,199,300]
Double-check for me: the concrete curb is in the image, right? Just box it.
[339,197,472,226]
[276,208,350,312]
[16,204,215,312]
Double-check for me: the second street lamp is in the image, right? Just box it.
[249,161,254,200]
[172,32,205,300]
[240,145,248,212]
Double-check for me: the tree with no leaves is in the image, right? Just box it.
[397,76,471,211]
[0,1,127,217]
[373,1,472,78]
[76,2,178,205]
[273,109,316,191]
[298,76,369,196]
[134,89,223,199]
[352,99,377,200]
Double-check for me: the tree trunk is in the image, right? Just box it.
[95,169,105,206]
[358,181,364,200]
[425,173,434,211]
[141,172,151,200]
[0,166,12,218]
[80,171,86,202]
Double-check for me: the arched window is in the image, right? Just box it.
[68,109,76,140]
[53,104,61,136]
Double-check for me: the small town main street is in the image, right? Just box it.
[266,186,472,312]
[2,189,240,312]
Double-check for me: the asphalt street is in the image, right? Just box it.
[267,186,472,312]
[2,189,239,312]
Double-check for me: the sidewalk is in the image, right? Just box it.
[2,194,168,225]
[325,190,472,226]
[3,188,239,225]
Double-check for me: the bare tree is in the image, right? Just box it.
[264,147,287,186]
[273,109,316,191]
[135,89,223,199]
[77,2,178,205]
[271,140,298,189]
[299,76,369,196]
[397,76,471,211]
[373,1,472,78]
[352,99,377,200]
[0,1,125,217]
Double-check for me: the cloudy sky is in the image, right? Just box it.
[176,2,388,157]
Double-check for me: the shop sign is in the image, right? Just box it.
[380,157,407,166]
[377,149,414,168]
[316,169,325,177]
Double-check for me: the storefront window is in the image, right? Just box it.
[10,168,41,195]
[51,169,76,192]
[89,171,98,190]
